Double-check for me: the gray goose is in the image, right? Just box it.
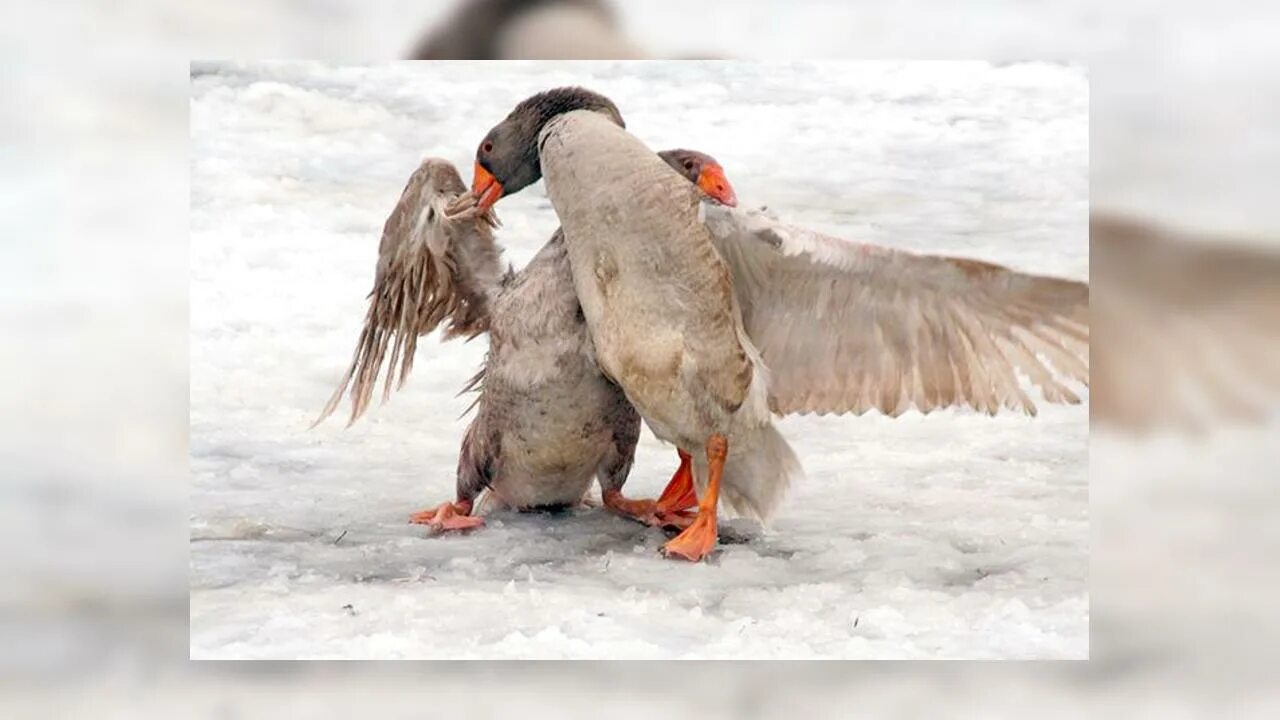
[315,152,738,532]
[408,0,642,61]
[468,87,1089,560]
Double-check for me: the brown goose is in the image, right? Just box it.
[468,87,1090,560]
[315,152,738,532]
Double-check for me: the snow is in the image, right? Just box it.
[189,61,1088,659]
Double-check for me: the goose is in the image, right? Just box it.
[468,87,1090,560]
[315,151,738,532]
[409,0,642,61]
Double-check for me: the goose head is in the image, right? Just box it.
[656,149,739,207]
[470,87,739,210]
[471,86,624,210]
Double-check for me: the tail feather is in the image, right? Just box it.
[693,424,802,523]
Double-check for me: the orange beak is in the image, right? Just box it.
[472,162,504,211]
[696,162,738,207]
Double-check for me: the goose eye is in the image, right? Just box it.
[482,140,494,154]
[683,160,694,170]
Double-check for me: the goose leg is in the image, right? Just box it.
[601,489,659,523]
[661,434,727,561]
[600,414,662,524]
[408,499,485,533]
[656,449,697,512]
[603,449,700,528]
[652,449,698,529]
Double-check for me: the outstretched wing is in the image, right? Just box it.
[313,160,506,428]
[702,203,1089,417]
[1091,214,1280,432]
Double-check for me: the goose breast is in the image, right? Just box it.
[537,110,758,444]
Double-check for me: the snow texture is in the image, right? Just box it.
[190,61,1088,659]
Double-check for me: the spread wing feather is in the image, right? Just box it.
[1090,214,1280,431]
[702,204,1089,417]
[313,159,506,427]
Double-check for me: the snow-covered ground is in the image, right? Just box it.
[189,61,1088,659]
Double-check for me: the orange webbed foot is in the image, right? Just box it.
[661,434,727,562]
[661,510,718,561]
[655,508,698,530]
[408,501,484,534]
[604,449,699,529]
[602,489,660,525]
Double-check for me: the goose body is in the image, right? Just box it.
[460,230,639,512]
[539,110,797,519]
[319,151,738,529]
